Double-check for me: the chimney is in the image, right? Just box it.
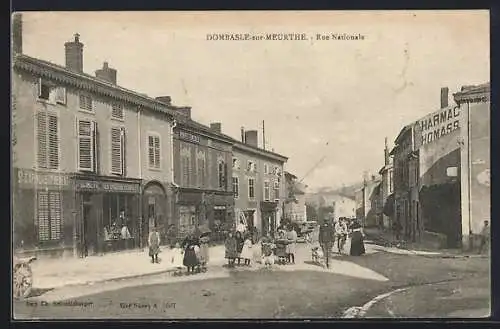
[210,122,221,133]
[12,13,22,55]
[241,127,245,143]
[65,33,84,73]
[95,61,117,84]
[176,107,191,119]
[245,130,258,147]
[440,87,449,109]
[155,96,172,106]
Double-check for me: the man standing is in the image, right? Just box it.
[319,219,334,266]
[335,218,348,254]
[479,220,490,254]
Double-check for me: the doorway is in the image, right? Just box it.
[81,193,96,257]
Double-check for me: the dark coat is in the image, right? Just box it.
[182,236,200,267]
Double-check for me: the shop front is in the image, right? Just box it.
[73,174,141,257]
[261,201,278,238]
[13,168,74,257]
[142,181,169,247]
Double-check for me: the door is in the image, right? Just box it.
[81,193,96,257]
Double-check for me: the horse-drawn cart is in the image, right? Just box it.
[13,256,37,299]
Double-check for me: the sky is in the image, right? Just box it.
[19,11,490,191]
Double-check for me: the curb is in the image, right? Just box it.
[342,287,410,318]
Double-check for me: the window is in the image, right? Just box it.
[274,166,282,177]
[111,103,124,120]
[148,134,161,169]
[232,157,240,169]
[38,78,67,105]
[37,191,62,241]
[232,176,239,198]
[110,127,125,175]
[264,181,270,201]
[36,111,59,169]
[79,94,93,112]
[264,164,268,174]
[248,178,255,199]
[218,160,227,189]
[197,153,206,188]
[389,170,393,193]
[38,79,51,100]
[181,154,190,186]
[247,160,255,172]
[274,180,280,200]
[77,119,97,172]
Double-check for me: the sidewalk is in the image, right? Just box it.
[31,245,226,290]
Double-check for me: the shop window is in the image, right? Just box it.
[179,205,196,235]
[111,127,126,175]
[37,191,62,242]
[148,134,161,169]
[248,178,255,199]
[36,110,59,169]
[77,119,98,172]
[79,93,93,112]
[232,176,239,198]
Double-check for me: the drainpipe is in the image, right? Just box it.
[137,108,143,249]
[467,102,473,251]
[171,118,179,188]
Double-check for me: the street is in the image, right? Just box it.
[13,242,489,319]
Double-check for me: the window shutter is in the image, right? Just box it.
[224,162,228,190]
[121,128,126,176]
[154,136,160,168]
[78,120,94,171]
[38,78,42,98]
[49,192,62,240]
[55,87,66,105]
[111,127,123,175]
[93,121,99,173]
[148,135,155,168]
[37,191,50,241]
[47,114,59,169]
[36,111,48,168]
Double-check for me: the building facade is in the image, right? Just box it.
[170,112,234,240]
[12,32,175,258]
[283,172,307,224]
[355,175,382,227]
[232,130,287,237]
[454,83,490,250]
[378,138,394,229]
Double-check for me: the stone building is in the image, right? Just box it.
[378,137,394,229]
[12,29,176,257]
[232,129,288,237]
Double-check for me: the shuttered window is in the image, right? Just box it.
[274,180,280,200]
[78,120,97,172]
[248,178,255,199]
[148,135,161,169]
[181,155,190,186]
[37,191,62,241]
[264,181,270,201]
[232,177,239,198]
[111,103,124,120]
[36,111,59,169]
[111,127,125,175]
[197,155,206,188]
[79,94,93,111]
[54,87,66,105]
[218,161,227,189]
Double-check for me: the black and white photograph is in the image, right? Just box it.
[11,10,490,319]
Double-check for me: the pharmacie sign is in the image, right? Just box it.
[418,106,461,146]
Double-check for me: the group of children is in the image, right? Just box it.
[168,234,211,276]
[224,231,255,267]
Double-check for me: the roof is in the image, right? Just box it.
[13,54,176,118]
[453,82,490,104]
[393,125,413,145]
[232,140,288,163]
[285,171,298,179]
[174,113,236,144]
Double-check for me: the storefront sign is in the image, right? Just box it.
[419,106,461,146]
[214,205,226,210]
[16,169,71,189]
[179,131,200,144]
[75,180,140,193]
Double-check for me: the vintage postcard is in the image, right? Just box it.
[11,10,490,319]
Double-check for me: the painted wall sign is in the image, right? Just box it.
[17,169,70,188]
[75,180,140,193]
[418,106,461,146]
[179,131,200,144]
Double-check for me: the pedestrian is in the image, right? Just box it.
[261,239,276,268]
[234,231,245,265]
[170,242,184,276]
[479,220,490,254]
[240,234,253,266]
[392,220,402,241]
[335,218,348,254]
[349,220,366,256]
[319,220,334,260]
[121,223,132,250]
[225,231,238,267]
[148,226,161,264]
[198,233,210,271]
[285,225,298,264]
[181,233,200,274]
[236,220,246,234]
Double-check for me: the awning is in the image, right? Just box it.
[383,193,395,217]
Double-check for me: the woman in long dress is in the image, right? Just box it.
[285,225,298,264]
[234,231,244,265]
[181,233,200,274]
[349,221,366,256]
[240,234,253,266]
[198,235,210,271]
[225,231,238,267]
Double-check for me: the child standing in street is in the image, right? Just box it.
[240,234,253,266]
[170,242,184,276]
